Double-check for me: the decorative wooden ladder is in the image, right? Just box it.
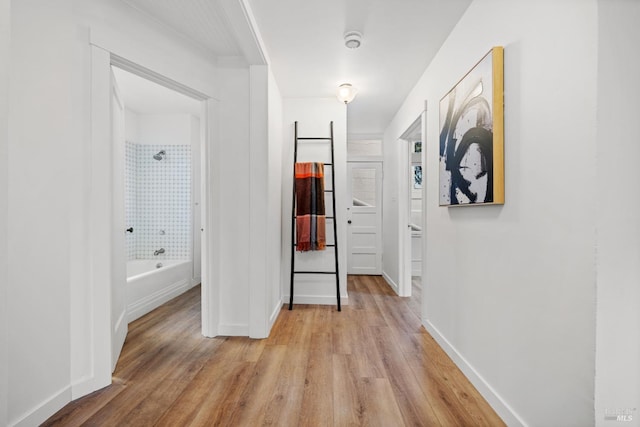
[289,121,341,311]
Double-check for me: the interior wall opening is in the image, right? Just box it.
[399,115,423,315]
[111,65,204,367]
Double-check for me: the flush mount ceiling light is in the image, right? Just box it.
[337,83,358,104]
[344,31,362,49]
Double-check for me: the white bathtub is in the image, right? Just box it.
[126,259,195,323]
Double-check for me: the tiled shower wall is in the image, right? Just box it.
[125,142,191,260]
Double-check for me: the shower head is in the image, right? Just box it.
[153,150,166,161]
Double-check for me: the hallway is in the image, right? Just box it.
[44,276,504,426]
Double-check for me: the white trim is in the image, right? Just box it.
[84,46,219,405]
[218,0,268,65]
[420,101,428,320]
[397,112,425,298]
[201,98,220,338]
[88,44,115,392]
[347,155,384,163]
[397,136,411,297]
[382,271,399,294]
[127,279,194,323]
[248,65,269,339]
[218,323,250,337]
[71,376,108,401]
[269,299,282,330]
[10,386,71,427]
[423,319,527,427]
[88,25,217,100]
[110,54,210,101]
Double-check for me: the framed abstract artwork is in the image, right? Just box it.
[413,165,422,189]
[439,46,504,206]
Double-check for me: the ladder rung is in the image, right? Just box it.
[297,137,332,141]
[293,216,334,219]
[293,244,335,247]
[293,271,337,274]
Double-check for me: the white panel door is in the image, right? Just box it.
[111,69,128,371]
[347,162,382,275]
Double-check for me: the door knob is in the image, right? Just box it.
[348,220,352,224]
[126,227,134,233]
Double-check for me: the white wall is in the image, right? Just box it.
[267,69,284,327]
[0,0,9,424]
[2,0,260,424]
[595,1,640,425]
[217,60,251,335]
[124,108,139,143]
[383,0,598,425]
[136,113,195,146]
[8,1,74,424]
[70,0,222,404]
[282,98,348,306]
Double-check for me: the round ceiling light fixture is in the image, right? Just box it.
[337,83,358,104]
[344,31,362,49]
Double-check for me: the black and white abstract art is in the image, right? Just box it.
[439,47,504,206]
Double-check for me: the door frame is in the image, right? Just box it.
[109,67,127,371]
[398,105,427,298]
[346,161,383,275]
[82,45,219,396]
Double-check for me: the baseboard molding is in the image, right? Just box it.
[423,319,527,427]
[218,323,249,336]
[10,385,71,427]
[269,299,282,331]
[285,294,349,306]
[382,271,399,294]
[127,278,193,323]
[71,373,111,400]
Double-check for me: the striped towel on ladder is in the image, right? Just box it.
[295,162,326,251]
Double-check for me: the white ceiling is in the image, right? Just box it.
[120,0,472,135]
[248,0,471,135]
[123,0,241,56]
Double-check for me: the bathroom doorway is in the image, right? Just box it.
[85,43,219,397]
[110,66,204,366]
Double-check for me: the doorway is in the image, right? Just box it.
[86,46,218,394]
[398,114,424,301]
[110,66,205,368]
[346,162,383,275]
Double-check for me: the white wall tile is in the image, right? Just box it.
[125,142,191,260]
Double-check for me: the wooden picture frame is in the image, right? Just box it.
[439,46,504,206]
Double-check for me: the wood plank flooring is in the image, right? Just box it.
[44,275,505,426]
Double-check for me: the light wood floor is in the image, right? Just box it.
[44,275,504,426]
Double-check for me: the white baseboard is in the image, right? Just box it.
[71,374,110,400]
[382,271,399,294]
[11,385,71,427]
[269,299,282,331]
[127,278,193,323]
[423,319,527,427]
[218,323,249,336]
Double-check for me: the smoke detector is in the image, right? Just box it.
[344,31,362,49]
